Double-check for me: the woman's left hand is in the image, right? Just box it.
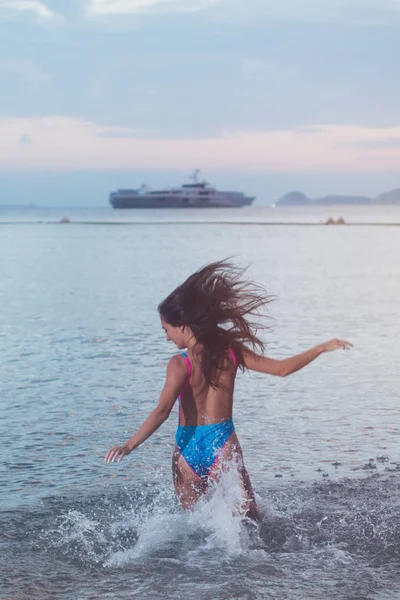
[105,443,132,463]
[321,339,353,353]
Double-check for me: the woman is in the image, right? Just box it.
[105,261,351,520]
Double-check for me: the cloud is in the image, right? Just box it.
[346,138,400,150]
[1,116,400,173]
[19,134,33,145]
[223,0,400,23]
[0,1,56,19]
[98,127,159,138]
[87,0,220,15]
[86,0,399,19]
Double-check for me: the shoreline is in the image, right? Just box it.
[1,220,400,226]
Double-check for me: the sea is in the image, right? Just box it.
[1,204,400,600]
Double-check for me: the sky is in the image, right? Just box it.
[0,0,400,206]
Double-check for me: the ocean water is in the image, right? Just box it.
[1,205,400,599]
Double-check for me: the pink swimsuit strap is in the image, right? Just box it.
[178,352,192,398]
[228,347,238,368]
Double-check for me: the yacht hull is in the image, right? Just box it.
[110,195,255,209]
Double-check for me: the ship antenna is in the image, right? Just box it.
[190,169,201,183]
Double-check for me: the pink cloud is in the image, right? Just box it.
[1,116,400,172]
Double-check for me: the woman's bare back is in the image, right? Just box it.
[178,348,237,426]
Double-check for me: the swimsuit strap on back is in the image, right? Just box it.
[179,351,192,397]
[228,347,238,367]
[181,352,193,378]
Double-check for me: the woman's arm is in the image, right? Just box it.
[105,355,186,463]
[242,339,352,378]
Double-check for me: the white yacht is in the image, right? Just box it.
[109,170,255,209]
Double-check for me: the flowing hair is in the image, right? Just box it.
[158,259,273,388]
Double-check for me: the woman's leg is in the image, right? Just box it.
[172,445,207,510]
[207,432,260,521]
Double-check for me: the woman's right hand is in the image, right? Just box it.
[321,339,353,353]
[104,443,133,464]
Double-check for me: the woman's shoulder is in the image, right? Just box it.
[167,353,188,369]
[168,352,193,375]
[164,354,190,387]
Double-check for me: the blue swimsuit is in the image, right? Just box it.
[175,350,237,479]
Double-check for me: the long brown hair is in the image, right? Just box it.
[158,260,272,388]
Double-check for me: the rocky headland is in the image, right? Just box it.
[277,188,400,206]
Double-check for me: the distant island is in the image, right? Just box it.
[276,188,400,206]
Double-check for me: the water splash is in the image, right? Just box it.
[187,460,260,557]
[46,509,109,563]
[29,473,400,599]
[107,461,259,566]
